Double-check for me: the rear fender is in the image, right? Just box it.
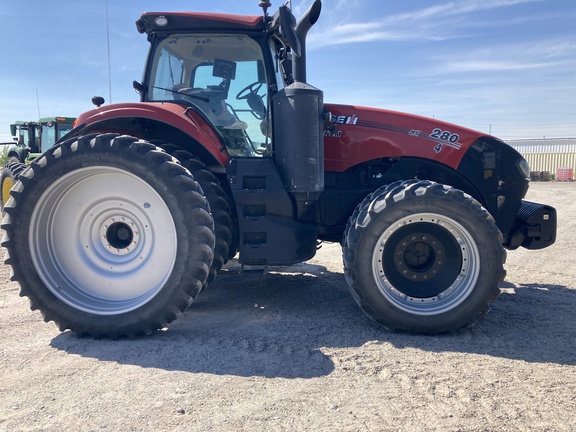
[7,147,26,163]
[67,102,229,167]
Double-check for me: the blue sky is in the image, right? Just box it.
[1,0,574,143]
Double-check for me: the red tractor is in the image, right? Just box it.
[2,1,556,338]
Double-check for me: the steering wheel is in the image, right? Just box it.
[235,81,267,120]
[236,81,265,100]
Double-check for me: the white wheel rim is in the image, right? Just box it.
[29,166,177,315]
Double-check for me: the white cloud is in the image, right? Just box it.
[440,59,562,73]
[418,38,576,75]
[307,0,546,48]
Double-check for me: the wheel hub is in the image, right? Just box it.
[393,233,444,282]
[376,219,464,300]
[100,217,138,255]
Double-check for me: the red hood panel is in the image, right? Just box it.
[323,103,487,172]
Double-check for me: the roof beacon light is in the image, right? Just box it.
[154,16,168,27]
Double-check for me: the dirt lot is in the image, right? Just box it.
[1,182,575,431]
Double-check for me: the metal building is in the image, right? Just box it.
[508,138,576,181]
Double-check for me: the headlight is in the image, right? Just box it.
[517,158,530,180]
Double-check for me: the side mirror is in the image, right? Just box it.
[10,124,16,137]
[271,6,301,57]
[133,80,144,93]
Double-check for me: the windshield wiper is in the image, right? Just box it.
[151,86,210,102]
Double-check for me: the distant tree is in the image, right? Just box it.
[0,146,9,167]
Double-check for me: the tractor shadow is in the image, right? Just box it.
[51,258,576,378]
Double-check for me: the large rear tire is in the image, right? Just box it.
[343,180,505,334]
[155,143,235,288]
[1,134,215,338]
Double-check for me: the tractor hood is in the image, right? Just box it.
[323,103,488,172]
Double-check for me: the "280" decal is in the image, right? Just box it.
[430,128,460,153]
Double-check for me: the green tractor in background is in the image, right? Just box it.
[1,116,75,213]
[7,116,76,163]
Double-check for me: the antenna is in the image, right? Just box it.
[36,89,41,118]
[105,0,112,103]
[259,0,272,17]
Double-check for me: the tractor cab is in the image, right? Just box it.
[8,121,39,162]
[10,121,38,150]
[37,117,76,151]
[136,2,321,161]
[137,3,326,265]
[144,33,272,156]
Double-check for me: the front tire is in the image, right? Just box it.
[1,134,215,338]
[1,160,26,215]
[343,180,505,334]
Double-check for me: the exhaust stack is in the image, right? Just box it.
[293,0,322,83]
[273,0,324,221]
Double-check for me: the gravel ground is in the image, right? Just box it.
[1,181,575,431]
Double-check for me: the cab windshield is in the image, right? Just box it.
[147,34,271,157]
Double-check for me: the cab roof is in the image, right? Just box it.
[136,12,266,35]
